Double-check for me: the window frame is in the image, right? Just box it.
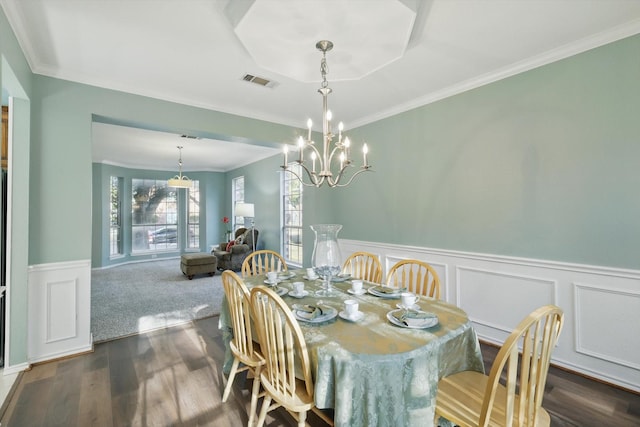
[282,164,303,266]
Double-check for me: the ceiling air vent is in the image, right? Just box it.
[242,74,277,88]
[180,134,200,139]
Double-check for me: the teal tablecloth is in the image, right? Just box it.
[219,270,484,427]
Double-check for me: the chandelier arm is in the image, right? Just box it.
[329,167,373,188]
[282,164,323,187]
[327,145,345,167]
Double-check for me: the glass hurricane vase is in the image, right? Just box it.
[311,224,343,297]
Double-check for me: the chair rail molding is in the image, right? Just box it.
[27,259,92,364]
[340,239,640,393]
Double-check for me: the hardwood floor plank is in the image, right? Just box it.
[6,378,52,427]
[43,357,83,426]
[77,367,113,427]
[1,316,638,427]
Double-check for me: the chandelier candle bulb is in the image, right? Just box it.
[298,136,305,162]
[283,144,288,166]
[338,121,344,143]
[363,143,369,166]
[311,152,317,172]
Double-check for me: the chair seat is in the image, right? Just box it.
[259,374,314,413]
[436,370,551,427]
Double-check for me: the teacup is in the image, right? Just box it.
[344,299,359,317]
[306,268,318,279]
[400,292,420,308]
[293,281,305,295]
[266,271,278,283]
[351,280,363,293]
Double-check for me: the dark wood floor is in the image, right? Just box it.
[0,316,638,427]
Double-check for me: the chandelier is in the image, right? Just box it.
[167,145,192,188]
[281,40,371,188]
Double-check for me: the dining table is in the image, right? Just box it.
[218,269,484,427]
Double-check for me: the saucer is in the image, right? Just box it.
[348,288,366,295]
[396,303,420,310]
[339,311,364,322]
[303,275,320,281]
[263,279,281,285]
[288,290,309,299]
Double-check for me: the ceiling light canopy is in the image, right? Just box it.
[167,146,192,188]
[281,41,371,188]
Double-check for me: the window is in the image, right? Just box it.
[232,176,245,230]
[109,176,123,256]
[187,180,200,249]
[282,164,303,264]
[132,179,177,252]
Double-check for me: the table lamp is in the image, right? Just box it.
[235,202,255,252]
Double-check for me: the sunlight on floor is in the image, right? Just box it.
[136,305,210,334]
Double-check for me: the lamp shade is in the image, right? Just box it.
[235,202,255,218]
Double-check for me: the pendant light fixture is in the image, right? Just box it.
[167,145,192,188]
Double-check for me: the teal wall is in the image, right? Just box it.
[315,34,640,270]
[30,75,296,266]
[91,163,225,268]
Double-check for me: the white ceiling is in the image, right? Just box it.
[3,0,640,171]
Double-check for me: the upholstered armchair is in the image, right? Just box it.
[213,228,259,271]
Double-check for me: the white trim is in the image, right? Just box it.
[28,259,91,273]
[1,361,29,376]
[341,239,640,279]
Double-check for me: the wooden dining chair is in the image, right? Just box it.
[386,259,441,299]
[342,251,383,283]
[241,249,288,278]
[249,286,334,427]
[435,305,564,427]
[221,270,265,427]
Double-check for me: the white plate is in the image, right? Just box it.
[396,303,420,310]
[303,275,320,281]
[339,311,364,322]
[293,305,338,323]
[263,279,282,285]
[278,271,295,280]
[386,309,438,329]
[347,288,366,295]
[273,286,288,296]
[288,290,309,299]
[368,286,402,298]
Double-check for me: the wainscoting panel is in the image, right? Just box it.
[574,283,640,370]
[46,279,78,343]
[28,260,92,364]
[340,239,640,392]
[456,267,557,341]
